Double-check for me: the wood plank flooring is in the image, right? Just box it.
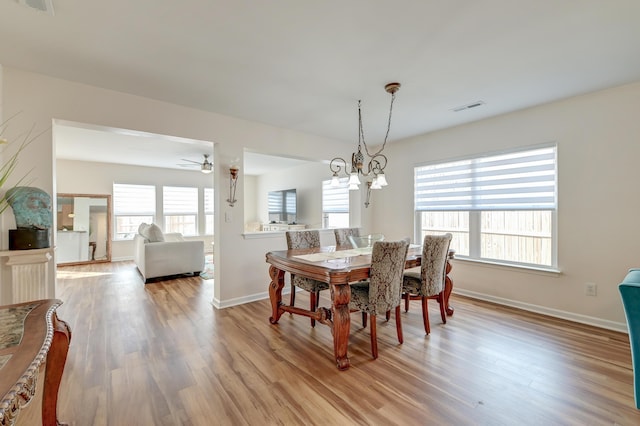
[55,261,640,425]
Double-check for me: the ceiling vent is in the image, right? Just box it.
[17,0,54,15]
[452,101,485,112]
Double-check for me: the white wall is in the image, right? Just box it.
[243,174,260,231]
[254,161,325,228]
[0,65,3,126]
[2,67,348,308]
[375,81,640,330]
[248,161,369,232]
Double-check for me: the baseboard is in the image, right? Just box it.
[212,288,290,310]
[454,288,628,333]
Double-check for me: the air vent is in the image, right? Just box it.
[17,0,54,15]
[452,101,485,112]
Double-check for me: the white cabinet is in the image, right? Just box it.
[56,230,89,263]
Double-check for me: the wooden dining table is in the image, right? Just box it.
[266,244,455,370]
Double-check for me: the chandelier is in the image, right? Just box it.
[329,82,400,205]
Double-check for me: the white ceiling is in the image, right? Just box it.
[54,120,311,175]
[3,1,640,172]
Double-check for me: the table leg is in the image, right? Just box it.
[444,259,454,316]
[331,283,351,370]
[42,313,71,426]
[268,266,286,324]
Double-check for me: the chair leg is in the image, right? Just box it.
[362,312,367,328]
[395,305,403,344]
[370,314,378,359]
[404,293,410,312]
[422,296,431,335]
[385,310,391,321]
[290,283,296,307]
[310,292,317,327]
[438,292,447,324]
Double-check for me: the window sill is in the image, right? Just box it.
[453,256,562,277]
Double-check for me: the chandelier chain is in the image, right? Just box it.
[358,91,396,159]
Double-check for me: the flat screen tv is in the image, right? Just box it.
[268,188,297,224]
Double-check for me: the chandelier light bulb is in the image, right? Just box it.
[348,172,361,186]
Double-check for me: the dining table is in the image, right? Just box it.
[266,244,455,370]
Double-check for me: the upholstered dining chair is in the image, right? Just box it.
[285,230,330,327]
[349,239,410,359]
[619,269,640,409]
[334,227,360,247]
[402,233,452,335]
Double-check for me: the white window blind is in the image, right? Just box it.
[322,178,349,213]
[415,145,557,211]
[268,192,283,215]
[285,191,297,216]
[163,186,198,214]
[113,184,155,215]
[204,188,214,214]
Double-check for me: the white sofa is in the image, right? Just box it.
[133,223,205,283]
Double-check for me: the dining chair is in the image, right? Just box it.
[619,269,640,409]
[349,239,410,359]
[348,233,385,249]
[402,233,452,335]
[285,230,330,327]
[334,227,360,246]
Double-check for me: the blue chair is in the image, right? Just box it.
[619,268,640,409]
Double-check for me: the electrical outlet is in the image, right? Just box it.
[585,282,597,296]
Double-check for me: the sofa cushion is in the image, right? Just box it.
[138,223,165,242]
[147,223,165,242]
[164,233,185,242]
[138,222,150,237]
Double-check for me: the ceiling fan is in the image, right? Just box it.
[179,154,213,174]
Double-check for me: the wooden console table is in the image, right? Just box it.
[0,299,71,426]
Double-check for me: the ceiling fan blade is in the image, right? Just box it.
[180,158,202,165]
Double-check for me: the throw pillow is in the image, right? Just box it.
[138,223,150,238]
[146,223,165,242]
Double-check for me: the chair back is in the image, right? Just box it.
[348,233,385,248]
[420,233,453,297]
[286,230,321,250]
[619,269,640,409]
[334,227,360,246]
[368,239,410,315]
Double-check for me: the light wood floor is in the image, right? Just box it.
[55,261,640,425]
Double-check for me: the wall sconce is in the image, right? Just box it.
[226,166,239,207]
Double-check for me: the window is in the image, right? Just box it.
[113,184,155,240]
[163,186,198,236]
[414,144,557,268]
[322,178,349,228]
[204,187,214,235]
